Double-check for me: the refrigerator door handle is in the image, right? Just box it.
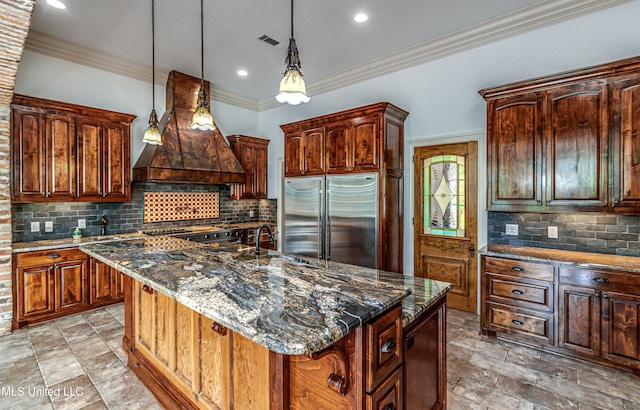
[318,184,324,260]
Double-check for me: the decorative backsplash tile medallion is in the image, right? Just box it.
[143,192,219,223]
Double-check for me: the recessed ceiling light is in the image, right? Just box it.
[237,70,248,77]
[46,0,67,10]
[354,13,368,23]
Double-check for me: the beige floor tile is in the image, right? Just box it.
[506,348,578,382]
[69,334,112,361]
[81,351,128,385]
[94,369,162,410]
[469,352,539,384]
[453,376,535,409]
[47,374,102,410]
[536,372,625,410]
[59,322,96,344]
[577,368,640,404]
[37,349,85,387]
[447,391,486,409]
[496,374,580,409]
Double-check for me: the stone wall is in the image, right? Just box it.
[0,0,36,334]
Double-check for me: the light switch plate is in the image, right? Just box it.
[505,224,518,236]
[30,222,40,232]
[548,226,558,239]
[44,221,53,232]
[78,219,86,229]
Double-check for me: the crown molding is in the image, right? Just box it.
[258,0,631,111]
[24,0,630,113]
[24,30,260,112]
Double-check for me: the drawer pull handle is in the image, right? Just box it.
[602,294,609,299]
[141,284,154,294]
[383,404,396,410]
[211,322,228,336]
[48,253,61,259]
[511,266,524,272]
[381,338,397,353]
[512,319,524,326]
[593,277,609,283]
[511,289,524,295]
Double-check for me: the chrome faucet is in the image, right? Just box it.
[100,216,108,236]
[254,224,275,255]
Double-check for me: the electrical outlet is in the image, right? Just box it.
[30,222,40,232]
[505,224,518,236]
[44,221,53,232]
[249,210,255,218]
[78,219,86,229]
[548,226,558,239]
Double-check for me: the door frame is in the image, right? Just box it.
[406,131,486,313]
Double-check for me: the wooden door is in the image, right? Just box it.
[611,73,640,211]
[45,113,76,200]
[302,127,325,175]
[545,81,608,208]
[414,142,478,312]
[76,117,104,199]
[558,284,600,357]
[284,133,304,176]
[17,265,54,319]
[103,121,129,200]
[486,93,544,211]
[11,108,46,201]
[326,121,351,173]
[351,115,379,171]
[601,291,640,367]
[55,259,88,312]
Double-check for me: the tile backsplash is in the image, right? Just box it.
[12,182,278,242]
[488,212,640,256]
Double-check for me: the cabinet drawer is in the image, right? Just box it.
[484,256,553,281]
[366,305,402,393]
[485,302,554,345]
[486,273,553,312]
[367,367,402,410]
[559,267,640,294]
[16,248,87,268]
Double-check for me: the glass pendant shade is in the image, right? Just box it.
[276,68,310,105]
[190,85,216,130]
[142,109,162,145]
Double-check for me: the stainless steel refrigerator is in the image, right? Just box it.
[283,173,379,269]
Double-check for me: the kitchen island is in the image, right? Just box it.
[81,237,450,409]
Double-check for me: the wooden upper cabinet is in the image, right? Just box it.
[326,116,379,173]
[227,135,270,200]
[546,82,608,208]
[283,127,325,177]
[611,72,640,212]
[10,95,134,203]
[487,93,544,210]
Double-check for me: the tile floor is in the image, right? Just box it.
[0,306,639,409]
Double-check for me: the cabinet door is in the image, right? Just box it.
[611,73,640,211]
[351,116,379,171]
[46,114,76,200]
[254,144,268,198]
[601,291,640,368]
[284,133,304,177]
[302,127,325,175]
[76,117,104,200]
[17,265,54,319]
[103,121,130,200]
[546,82,608,208]
[91,258,120,304]
[55,259,89,312]
[11,108,46,201]
[241,144,257,198]
[326,121,351,173]
[486,93,544,210]
[558,284,601,357]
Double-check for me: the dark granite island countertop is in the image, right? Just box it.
[80,237,446,355]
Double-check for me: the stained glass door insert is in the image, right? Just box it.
[423,155,466,237]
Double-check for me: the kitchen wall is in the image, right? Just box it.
[258,1,640,273]
[488,212,640,256]
[12,183,277,242]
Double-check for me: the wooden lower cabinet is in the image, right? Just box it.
[482,252,640,376]
[123,277,446,410]
[13,249,123,329]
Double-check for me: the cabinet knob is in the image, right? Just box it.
[592,277,609,284]
[327,373,348,395]
[141,284,154,294]
[511,289,524,295]
[594,292,601,297]
[614,200,620,204]
[48,253,60,259]
[536,200,542,204]
[545,200,551,204]
[511,266,524,272]
[511,319,524,326]
[381,338,397,353]
[211,322,228,336]
[602,294,609,299]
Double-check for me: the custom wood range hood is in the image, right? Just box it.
[133,70,245,184]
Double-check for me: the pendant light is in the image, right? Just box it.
[142,0,162,145]
[275,0,310,105]
[191,0,216,130]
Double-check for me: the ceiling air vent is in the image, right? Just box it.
[257,34,280,46]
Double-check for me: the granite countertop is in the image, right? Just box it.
[12,233,145,253]
[481,244,640,274]
[80,238,449,355]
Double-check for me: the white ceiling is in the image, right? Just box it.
[27,0,628,110]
